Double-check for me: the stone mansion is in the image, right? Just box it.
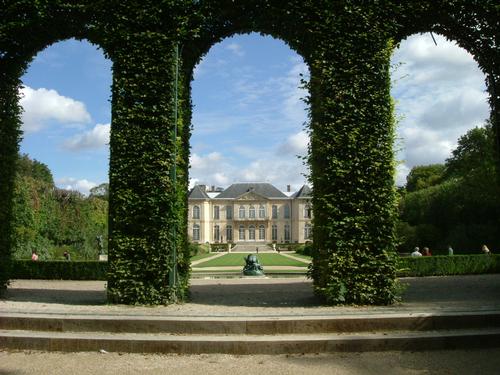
[188,183,312,244]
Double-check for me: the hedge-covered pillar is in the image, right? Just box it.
[106,31,189,304]
[308,22,399,305]
[0,64,23,295]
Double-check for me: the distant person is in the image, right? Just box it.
[31,250,39,261]
[411,247,422,257]
[482,245,491,254]
[422,247,432,256]
[448,246,454,256]
[63,251,71,261]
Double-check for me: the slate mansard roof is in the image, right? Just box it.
[215,183,288,199]
[189,182,311,200]
[292,184,312,198]
[188,184,210,199]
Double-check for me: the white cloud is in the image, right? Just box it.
[19,86,91,133]
[392,33,489,185]
[226,43,245,57]
[56,177,97,196]
[281,59,309,124]
[63,123,110,150]
[278,131,309,155]
[189,147,309,193]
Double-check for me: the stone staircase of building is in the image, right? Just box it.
[1,311,500,354]
[230,243,274,253]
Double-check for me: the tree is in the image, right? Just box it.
[89,183,109,200]
[17,154,54,186]
[445,121,497,182]
[397,121,500,253]
[405,164,445,192]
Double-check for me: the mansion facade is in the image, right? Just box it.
[188,183,312,244]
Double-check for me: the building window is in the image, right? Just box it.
[284,224,291,241]
[259,205,265,218]
[284,204,290,219]
[272,205,278,219]
[193,224,200,241]
[304,204,312,219]
[214,206,220,220]
[272,224,278,241]
[239,205,245,219]
[239,225,245,240]
[304,223,312,240]
[226,225,233,241]
[214,225,220,242]
[249,225,255,240]
[193,205,200,219]
[249,205,256,218]
[259,225,265,240]
[226,206,233,219]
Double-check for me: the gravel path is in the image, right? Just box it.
[1,274,500,373]
[1,274,499,317]
[2,349,500,374]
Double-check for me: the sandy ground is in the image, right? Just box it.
[1,275,500,373]
[1,274,500,316]
[2,349,500,375]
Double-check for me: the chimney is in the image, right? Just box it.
[211,185,215,192]
[287,185,291,192]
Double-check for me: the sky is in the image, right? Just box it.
[19,33,489,195]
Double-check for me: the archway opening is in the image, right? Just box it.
[14,38,111,261]
[391,33,496,254]
[188,33,313,276]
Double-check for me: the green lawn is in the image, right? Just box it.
[190,253,216,262]
[194,253,308,268]
[291,253,312,262]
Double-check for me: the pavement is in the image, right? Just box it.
[1,274,500,374]
[1,274,499,317]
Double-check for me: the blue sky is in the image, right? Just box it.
[19,33,489,194]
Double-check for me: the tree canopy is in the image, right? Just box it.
[398,122,500,253]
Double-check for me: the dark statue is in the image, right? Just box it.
[96,235,104,255]
[243,254,264,276]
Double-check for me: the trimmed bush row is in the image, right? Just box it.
[10,260,108,280]
[398,254,500,277]
[7,255,499,280]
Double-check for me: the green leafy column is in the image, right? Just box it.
[0,72,22,295]
[106,31,188,305]
[308,24,399,305]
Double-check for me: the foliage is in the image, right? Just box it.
[89,183,109,200]
[398,124,500,253]
[10,260,108,280]
[10,155,108,261]
[189,242,210,256]
[294,243,314,256]
[209,243,229,252]
[1,1,498,304]
[405,164,445,192]
[398,254,500,277]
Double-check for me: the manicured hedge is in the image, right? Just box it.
[10,260,108,280]
[398,255,500,277]
[1,1,498,304]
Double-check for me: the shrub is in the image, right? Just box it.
[9,260,108,280]
[398,254,500,277]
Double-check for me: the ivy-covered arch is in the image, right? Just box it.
[1,1,498,305]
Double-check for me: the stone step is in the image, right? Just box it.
[1,328,500,354]
[1,311,499,335]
